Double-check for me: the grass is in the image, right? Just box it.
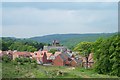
[0,63,2,79]
[2,62,119,78]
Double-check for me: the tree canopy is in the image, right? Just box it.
[74,34,120,77]
[74,42,93,56]
[93,34,120,77]
[1,37,45,52]
[74,42,93,68]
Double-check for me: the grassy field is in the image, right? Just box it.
[0,63,2,79]
[2,62,119,78]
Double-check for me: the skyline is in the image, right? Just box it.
[2,2,118,38]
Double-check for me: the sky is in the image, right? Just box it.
[1,1,118,38]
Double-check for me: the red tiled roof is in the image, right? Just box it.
[32,50,47,58]
[42,50,48,53]
[1,51,14,55]
[14,52,31,56]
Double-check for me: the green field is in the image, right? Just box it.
[2,62,119,78]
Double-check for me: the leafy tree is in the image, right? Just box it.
[74,42,93,69]
[93,34,120,77]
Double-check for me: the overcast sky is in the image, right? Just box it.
[1,1,118,38]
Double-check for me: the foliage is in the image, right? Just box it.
[49,49,57,54]
[2,62,118,78]
[9,42,37,52]
[74,42,93,55]
[15,57,37,65]
[1,37,45,52]
[73,34,120,77]
[30,33,115,49]
[2,55,11,63]
[74,42,93,68]
[93,34,120,77]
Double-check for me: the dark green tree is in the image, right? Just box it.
[93,34,120,77]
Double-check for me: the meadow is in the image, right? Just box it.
[2,62,118,78]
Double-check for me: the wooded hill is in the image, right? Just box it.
[0,33,116,51]
[29,33,115,49]
[0,37,45,52]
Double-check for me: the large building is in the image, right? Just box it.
[43,40,68,52]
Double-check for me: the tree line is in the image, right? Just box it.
[74,34,120,77]
[0,37,46,52]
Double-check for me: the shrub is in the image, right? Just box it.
[2,55,11,63]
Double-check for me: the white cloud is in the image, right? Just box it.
[2,7,118,38]
[3,7,117,25]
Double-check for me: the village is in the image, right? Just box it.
[1,1,119,78]
[0,40,94,68]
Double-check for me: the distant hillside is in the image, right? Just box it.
[29,33,115,49]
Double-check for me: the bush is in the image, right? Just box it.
[2,55,11,63]
[15,57,37,65]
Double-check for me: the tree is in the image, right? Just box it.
[2,37,45,51]
[2,55,11,63]
[74,42,93,69]
[93,34,120,77]
[49,49,57,54]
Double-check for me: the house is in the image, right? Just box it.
[1,50,32,61]
[53,52,76,66]
[31,51,47,64]
[70,58,82,67]
[31,50,61,64]
[82,53,94,68]
[54,51,62,57]
[45,52,53,63]
[13,51,31,60]
[48,54,55,61]
[53,51,83,67]
[52,53,68,66]
[1,50,14,60]
[88,53,94,68]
